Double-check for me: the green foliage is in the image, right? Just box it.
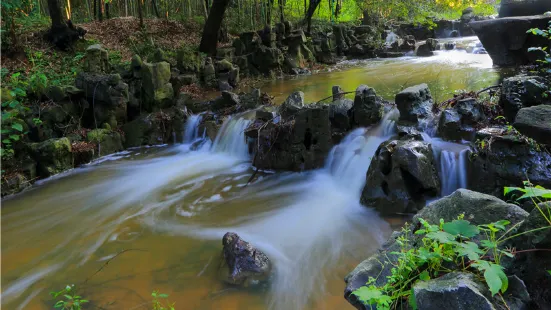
[504,181,551,226]
[50,285,89,310]
[152,291,175,310]
[352,216,511,308]
[527,21,551,74]
[1,72,31,160]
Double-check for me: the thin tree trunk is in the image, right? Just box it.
[305,0,321,34]
[137,0,143,27]
[278,0,284,23]
[152,0,160,17]
[105,2,110,19]
[125,0,128,16]
[199,0,230,55]
[93,0,97,19]
[98,0,103,21]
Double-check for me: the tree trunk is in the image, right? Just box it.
[137,0,144,27]
[98,0,103,21]
[152,0,160,17]
[105,2,110,19]
[199,0,230,56]
[46,0,86,49]
[305,0,321,34]
[278,0,284,23]
[93,0,97,19]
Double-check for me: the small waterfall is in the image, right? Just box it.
[422,133,469,196]
[385,31,399,47]
[211,116,251,158]
[183,114,203,143]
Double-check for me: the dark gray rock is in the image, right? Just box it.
[396,84,434,124]
[279,91,305,118]
[212,91,240,111]
[332,85,344,101]
[500,75,549,122]
[438,98,485,141]
[222,232,271,286]
[499,0,551,17]
[470,16,551,66]
[413,272,495,310]
[352,85,383,127]
[330,98,353,130]
[361,139,440,216]
[513,105,551,146]
[28,137,73,178]
[416,43,434,56]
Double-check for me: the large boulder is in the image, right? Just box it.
[86,129,124,156]
[29,137,73,178]
[500,75,549,122]
[212,91,240,111]
[361,139,440,216]
[176,47,203,74]
[470,16,551,66]
[82,44,110,74]
[352,85,384,127]
[468,126,551,197]
[252,45,283,77]
[254,103,333,171]
[413,272,495,310]
[396,84,434,124]
[499,0,551,17]
[513,105,551,145]
[141,61,174,110]
[330,98,354,131]
[222,232,271,286]
[279,91,305,118]
[122,108,187,147]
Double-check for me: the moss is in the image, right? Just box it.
[86,129,123,156]
[176,47,204,73]
[29,137,73,178]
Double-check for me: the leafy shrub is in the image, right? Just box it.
[50,285,89,310]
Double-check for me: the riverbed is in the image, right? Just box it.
[1,37,507,310]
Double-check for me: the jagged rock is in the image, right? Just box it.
[517,202,551,248]
[352,85,383,127]
[413,272,495,310]
[141,61,174,110]
[151,48,169,63]
[171,74,198,96]
[332,85,344,101]
[212,91,240,110]
[468,126,551,197]
[500,75,549,122]
[75,72,128,128]
[1,173,31,196]
[218,80,233,91]
[222,232,271,285]
[279,91,305,118]
[82,44,109,74]
[329,98,353,131]
[176,48,203,74]
[240,31,262,54]
[239,88,263,109]
[513,105,551,146]
[470,16,551,66]
[361,140,440,216]
[29,137,73,178]
[333,25,349,55]
[438,98,485,141]
[499,0,551,17]
[283,30,314,71]
[400,35,416,51]
[396,83,434,124]
[86,129,124,156]
[416,43,434,56]
[202,57,217,88]
[426,38,438,50]
[254,104,332,171]
[252,45,283,77]
[444,42,456,50]
[216,59,234,72]
[122,109,186,147]
[216,47,234,61]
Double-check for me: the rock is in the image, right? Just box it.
[500,75,549,122]
[517,202,551,248]
[468,126,551,197]
[444,42,456,50]
[361,140,440,216]
[470,16,551,66]
[151,48,169,63]
[502,275,532,310]
[330,98,353,130]
[332,85,344,101]
[413,272,495,310]
[426,38,439,50]
[86,129,124,156]
[229,67,239,87]
[212,91,240,111]
[416,43,434,56]
[450,30,460,37]
[216,47,234,61]
[75,72,128,128]
[499,0,551,17]
[202,57,217,88]
[438,98,485,141]
[122,109,185,147]
[170,74,197,96]
[513,105,551,145]
[216,59,234,73]
[398,23,434,41]
[252,45,283,77]
[1,173,30,196]
[218,80,233,91]
[352,85,383,127]
[400,35,416,51]
[395,84,434,124]
[222,232,271,285]
[283,31,314,71]
[141,61,174,110]
[279,91,305,118]
[29,137,73,178]
[240,31,262,54]
[82,44,109,74]
[254,104,332,171]
[239,88,262,110]
[414,189,528,226]
[176,48,203,74]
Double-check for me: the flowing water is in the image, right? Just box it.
[2,41,500,310]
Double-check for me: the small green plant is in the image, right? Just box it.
[152,290,175,310]
[50,284,89,310]
[505,181,551,225]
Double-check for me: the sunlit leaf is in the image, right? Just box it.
[443,220,479,238]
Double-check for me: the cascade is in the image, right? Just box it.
[183,114,203,143]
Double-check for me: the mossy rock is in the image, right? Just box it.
[86,129,124,156]
[176,48,203,74]
[29,137,73,178]
[140,61,174,109]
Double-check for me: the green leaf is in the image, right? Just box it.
[9,135,19,141]
[480,239,497,249]
[547,270,551,276]
[473,261,508,296]
[11,123,23,132]
[2,139,12,144]
[159,293,169,298]
[352,286,385,304]
[426,231,456,243]
[419,270,430,281]
[408,287,418,310]
[443,220,480,238]
[455,241,483,260]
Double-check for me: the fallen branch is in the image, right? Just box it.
[81,248,148,285]
[476,85,501,96]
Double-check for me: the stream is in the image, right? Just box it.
[1,37,508,310]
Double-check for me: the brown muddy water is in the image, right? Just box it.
[2,37,506,310]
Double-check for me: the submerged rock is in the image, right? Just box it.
[361,139,440,216]
[222,232,271,286]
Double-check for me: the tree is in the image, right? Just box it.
[199,0,230,56]
[304,0,321,33]
[45,0,86,50]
